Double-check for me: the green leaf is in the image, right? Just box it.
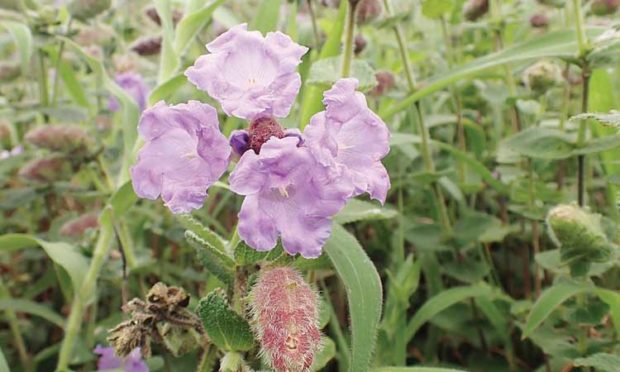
[0,234,89,297]
[58,60,90,109]
[382,28,607,119]
[0,299,64,328]
[61,37,140,185]
[252,0,281,33]
[2,21,32,74]
[391,133,507,193]
[0,346,8,372]
[404,284,495,343]
[196,290,254,351]
[299,0,347,128]
[573,134,620,155]
[154,0,178,83]
[570,111,620,128]
[522,280,591,338]
[311,337,336,371]
[148,74,187,106]
[179,215,228,253]
[109,181,137,216]
[594,288,620,335]
[421,0,454,19]
[233,241,287,266]
[573,353,620,372]
[185,231,235,286]
[324,224,382,372]
[307,57,377,92]
[502,127,574,160]
[334,199,397,224]
[173,0,225,54]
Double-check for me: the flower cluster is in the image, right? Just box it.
[131,23,390,258]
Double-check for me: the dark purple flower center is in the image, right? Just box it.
[248,116,285,153]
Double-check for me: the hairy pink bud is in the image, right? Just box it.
[19,155,71,183]
[25,125,92,155]
[250,267,321,372]
[248,116,285,154]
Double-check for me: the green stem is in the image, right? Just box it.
[383,0,451,234]
[571,0,589,57]
[577,67,590,206]
[51,18,72,107]
[56,210,114,371]
[38,50,49,110]
[320,280,350,371]
[340,1,357,77]
[0,280,30,370]
[307,0,321,49]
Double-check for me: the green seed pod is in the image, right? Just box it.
[69,0,111,21]
[522,60,562,94]
[591,0,620,16]
[547,204,614,277]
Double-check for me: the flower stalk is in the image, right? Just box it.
[341,0,359,77]
[56,209,114,371]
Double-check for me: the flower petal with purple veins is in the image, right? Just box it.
[130,101,230,213]
[185,24,308,120]
[229,137,349,258]
[304,78,391,203]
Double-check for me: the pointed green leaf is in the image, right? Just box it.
[2,21,32,74]
[574,353,620,372]
[324,224,382,372]
[0,299,64,328]
[522,281,591,338]
[185,231,235,286]
[307,57,377,92]
[173,0,225,54]
[334,199,398,224]
[252,0,281,33]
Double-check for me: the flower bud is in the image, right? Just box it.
[356,0,382,24]
[0,61,20,82]
[0,121,10,142]
[371,71,396,96]
[354,34,367,55]
[69,0,111,21]
[591,0,620,16]
[19,155,72,183]
[248,116,285,154]
[530,13,549,29]
[522,60,562,94]
[463,0,489,21]
[25,125,92,155]
[59,212,99,237]
[250,267,321,372]
[536,0,565,8]
[131,37,162,56]
[229,130,250,157]
[547,204,614,276]
[145,6,183,26]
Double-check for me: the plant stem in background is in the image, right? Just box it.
[341,0,358,77]
[38,49,49,114]
[0,280,29,370]
[307,0,321,49]
[383,0,452,234]
[56,211,114,371]
[571,0,590,206]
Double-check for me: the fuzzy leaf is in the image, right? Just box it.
[324,224,382,372]
[334,199,398,224]
[502,127,574,160]
[196,291,254,351]
[185,231,235,286]
[570,111,620,128]
[307,57,377,92]
[574,353,620,372]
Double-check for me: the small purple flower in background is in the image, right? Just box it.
[94,345,148,372]
[229,136,350,258]
[304,78,391,203]
[185,23,308,120]
[109,71,149,112]
[130,101,230,213]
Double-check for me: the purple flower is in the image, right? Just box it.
[110,71,149,112]
[304,78,391,203]
[130,101,230,213]
[229,136,349,258]
[94,346,148,372]
[185,24,308,120]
